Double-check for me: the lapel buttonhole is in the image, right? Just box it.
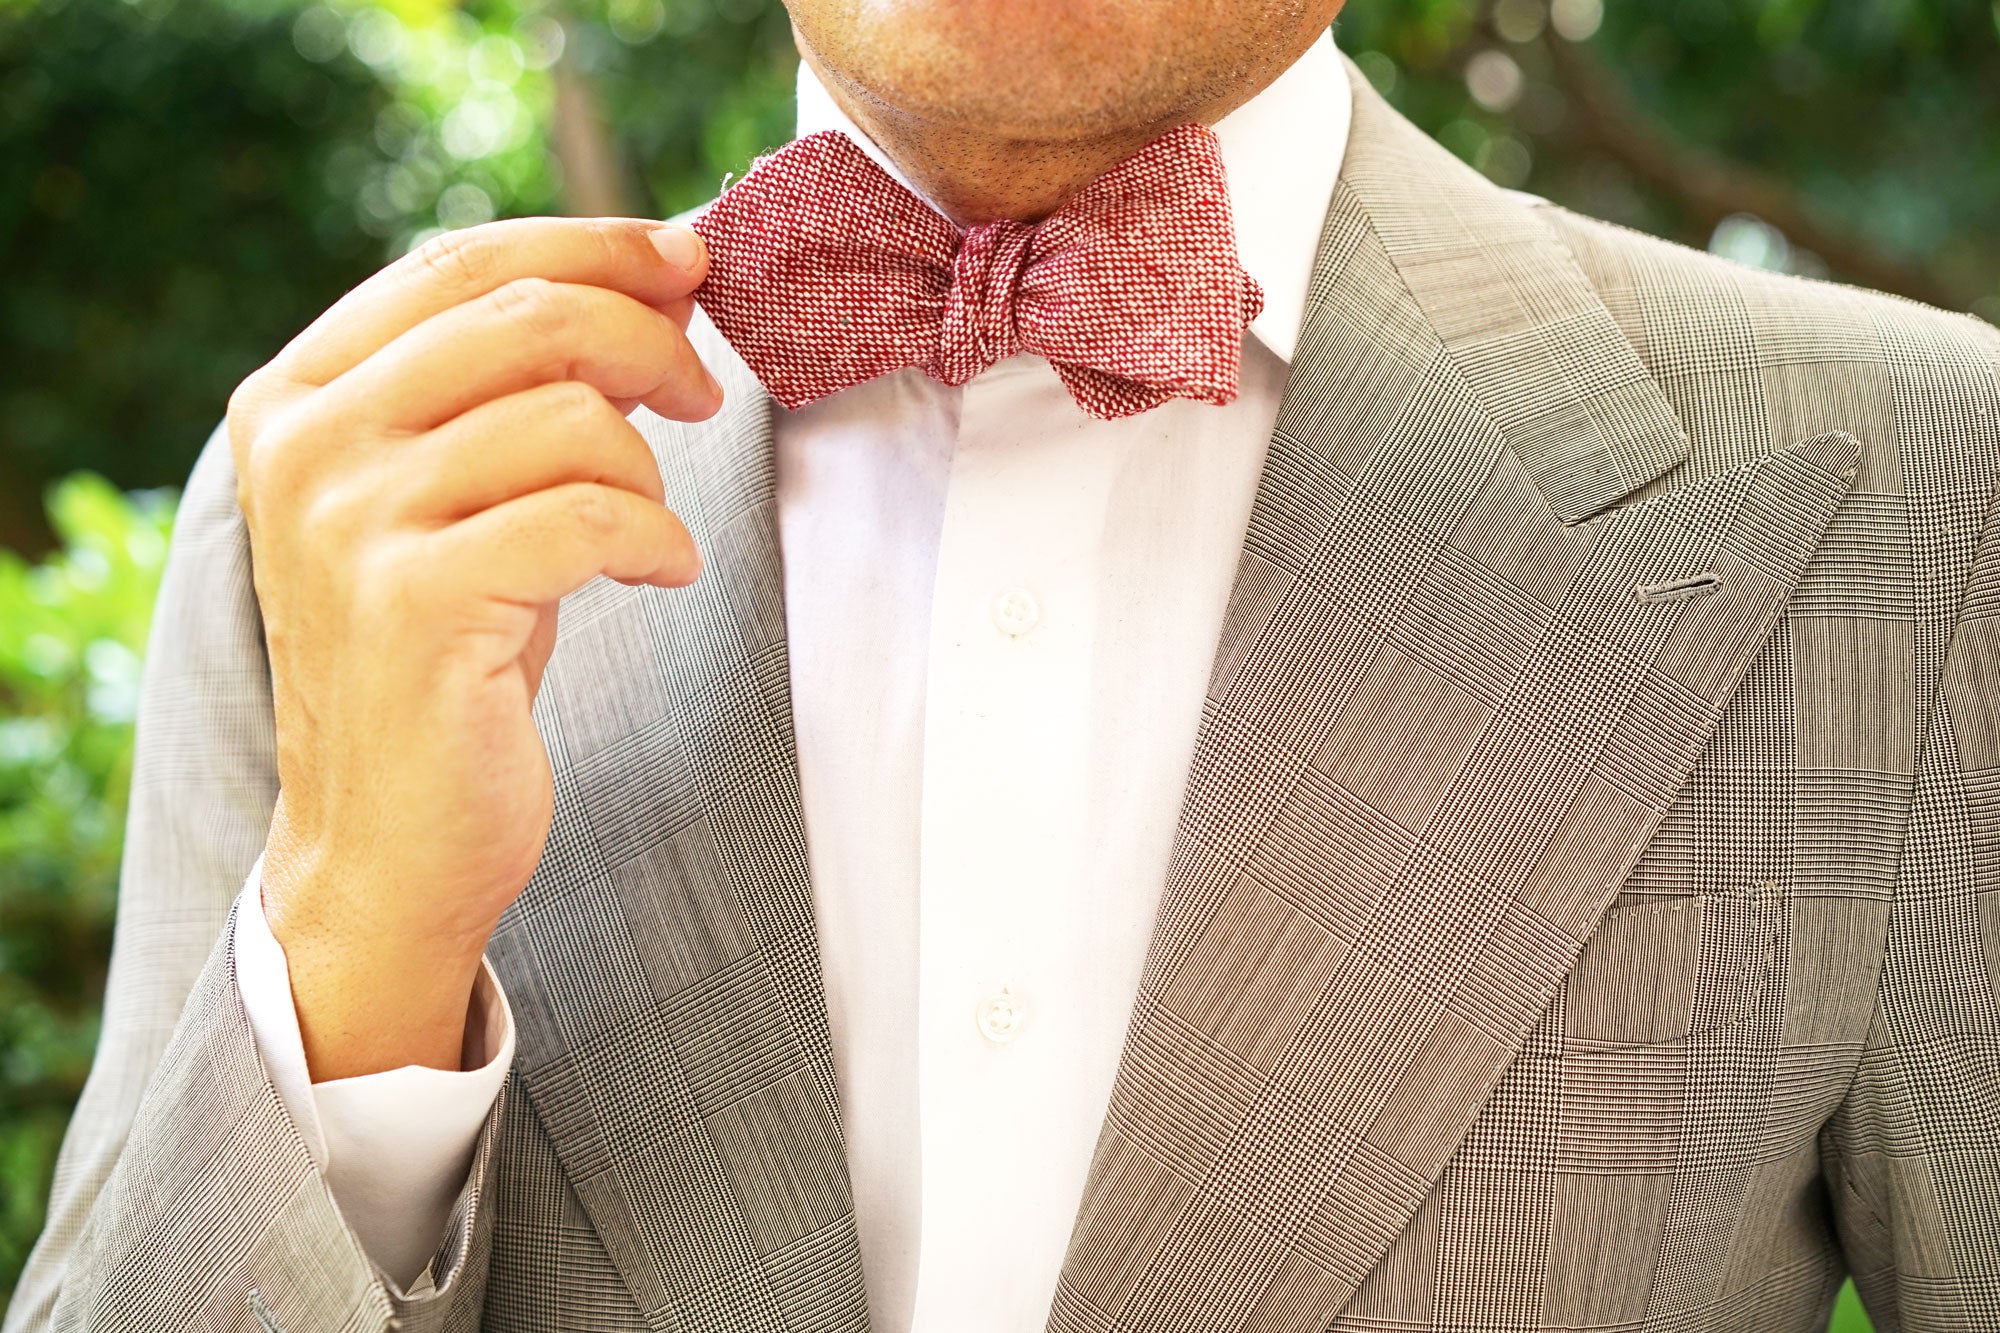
[247,1290,283,1333]
[1635,570,1720,604]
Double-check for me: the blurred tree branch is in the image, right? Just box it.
[551,20,640,218]
[0,483,47,558]
[1540,29,1962,311]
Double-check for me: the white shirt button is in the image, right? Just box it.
[975,986,1030,1044]
[991,586,1040,637]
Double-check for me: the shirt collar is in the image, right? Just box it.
[791,30,1350,367]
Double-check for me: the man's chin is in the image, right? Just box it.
[785,0,1240,142]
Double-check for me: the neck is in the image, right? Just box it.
[796,45,1258,227]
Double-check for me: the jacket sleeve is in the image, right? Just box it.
[1821,331,2000,1332]
[232,870,515,1291]
[2,426,503,1333]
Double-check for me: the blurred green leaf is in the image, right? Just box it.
[1830,1279,1875,1332]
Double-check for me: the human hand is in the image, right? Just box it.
[225,217,715,1079]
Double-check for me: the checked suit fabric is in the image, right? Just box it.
[10,58,2000,1333]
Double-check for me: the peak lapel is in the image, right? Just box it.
[1340,65,1691,526]
[1043,71,1858,1333]
[486,330,870,1332]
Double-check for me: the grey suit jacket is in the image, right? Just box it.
[10,62,2000,1333]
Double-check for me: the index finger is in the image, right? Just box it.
[268,216,709,389]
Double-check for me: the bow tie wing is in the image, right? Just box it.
[1017,123,1265,419]
[692,131,959,408]
[691,123,1262,420]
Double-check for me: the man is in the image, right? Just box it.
[9,0,2000,1329]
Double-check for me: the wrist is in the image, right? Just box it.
[260,853,495,1082]
[261,798,507,964]
[258,797,506,1080]
[277,924,489,1081]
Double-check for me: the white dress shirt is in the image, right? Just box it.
[234,33,1350,1328]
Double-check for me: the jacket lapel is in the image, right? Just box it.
[1042,69,1858,1333]
[485,330,870,1332]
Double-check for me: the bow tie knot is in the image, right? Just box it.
[935,221,1035,384]
[691,125,1264,420]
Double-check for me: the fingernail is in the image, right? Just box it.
[650,224,704,272]
[705,367,724,401]
[666,540,704,587]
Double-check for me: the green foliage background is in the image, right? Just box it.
[5,0,1997,1319]
[0,479,172,1291]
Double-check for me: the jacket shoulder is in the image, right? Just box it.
[1535,200,1999,374]
[1531,200,2000,506]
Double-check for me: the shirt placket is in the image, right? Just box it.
[909,358,1113,1332]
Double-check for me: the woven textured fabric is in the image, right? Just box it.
[689,125,1264,420]
[13,58,2000,1333]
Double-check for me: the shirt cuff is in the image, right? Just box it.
[230,857,515,1289]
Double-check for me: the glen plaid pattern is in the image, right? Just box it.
[11,58,2000,1333]
[688,125,1264,419]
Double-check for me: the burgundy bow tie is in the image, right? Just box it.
[688,125,1264,420]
